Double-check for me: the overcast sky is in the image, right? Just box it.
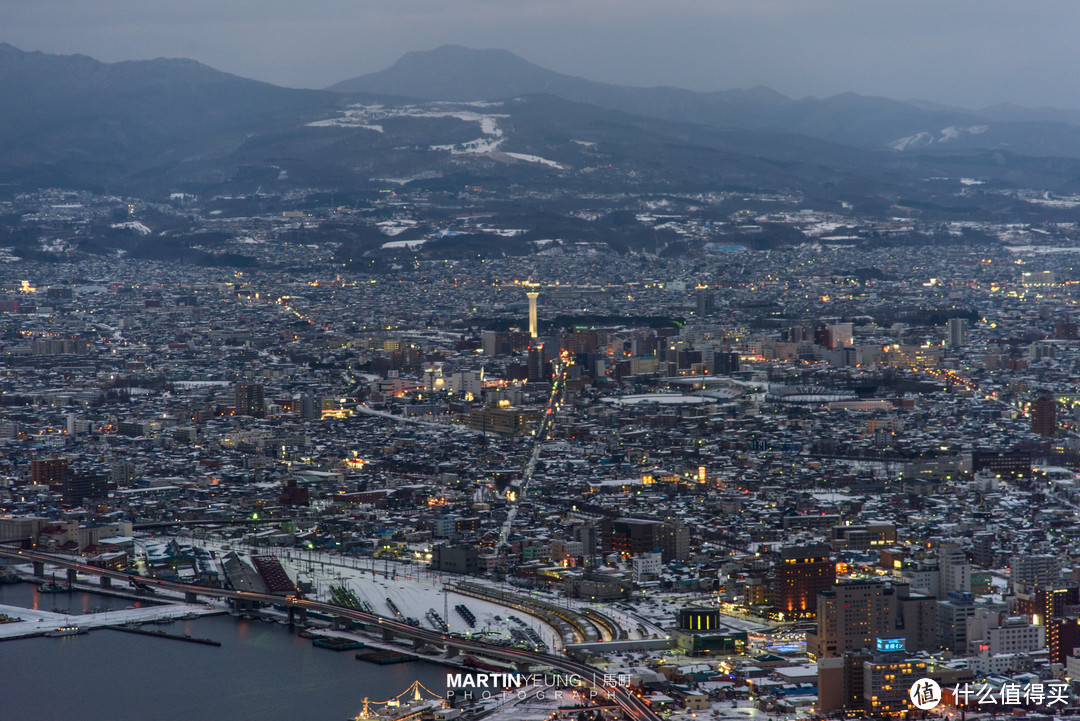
[4,0,1080,109]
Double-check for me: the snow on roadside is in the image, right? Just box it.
[502,153,564,170]
[110,221,152,235]
[381,239,429,249]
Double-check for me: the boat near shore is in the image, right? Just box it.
[38,574,74,594]
[45,625,83,637]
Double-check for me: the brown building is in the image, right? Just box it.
[1015,585,1080,624]
[817,651,871,715]
[467,406,539,435]
[559,330,598,355]
[31,456,69,486]
[278,478,309,506]
[1032,392,1058,437]
[527,345,547,383]
[601,517,689,562]
[1016,585,1080,664]
[235,382,265,418]
[563,572,633,600]
[774,544,836,620]
[1045,617,1080,665]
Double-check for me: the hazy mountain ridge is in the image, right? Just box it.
[332,45,1080,157]
[3,43,1080,203]
[0,43,342,190]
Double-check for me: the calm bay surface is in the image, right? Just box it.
[0,583,448,721]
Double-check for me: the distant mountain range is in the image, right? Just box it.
[332,45,1080,158]
[0,43,338,191]
[3,42,1080,202]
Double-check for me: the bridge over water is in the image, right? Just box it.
[0,547,659,721]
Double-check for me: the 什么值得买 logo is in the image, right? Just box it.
[909,678,941,711]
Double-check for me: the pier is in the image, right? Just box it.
[106,625,221,646]
[0,601,223,641]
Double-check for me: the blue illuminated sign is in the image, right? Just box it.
[876,637,905,653]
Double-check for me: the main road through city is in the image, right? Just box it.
[498,350,569,548]
[0,547,659,721]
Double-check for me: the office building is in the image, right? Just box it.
[431,544,479,575]
[61,473,108,507]
[827,322,853,348]
[297,393,319,421]
[972,531,996,568]
[467,406,539,435]
[971,449,1031,478]
[938,593,977,654]
[110,460,136,485]
[966,608,1042,655]
[807,580,935,659]
[482,330,530,356]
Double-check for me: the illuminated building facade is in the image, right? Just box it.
[774,544,835,620]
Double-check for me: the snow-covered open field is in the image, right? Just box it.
[189,539,565,649]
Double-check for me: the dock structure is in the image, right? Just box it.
[107,625,221,646]
[0,601,223,641]
[356,648,418,664]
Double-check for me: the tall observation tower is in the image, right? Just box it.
[525,290,539,339]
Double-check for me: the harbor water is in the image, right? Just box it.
[0,583,449,721]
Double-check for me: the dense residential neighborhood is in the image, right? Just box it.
[3,183,1080,718]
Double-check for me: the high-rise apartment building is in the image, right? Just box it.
[807,581,936,659]
[695,290,715,317]
[947,317,969,347]
[1032,392,1057,437]
[235,382,265,418]
[808,580,894,659]
[527,345,546,383]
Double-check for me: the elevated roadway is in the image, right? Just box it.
[0,547,659,721]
